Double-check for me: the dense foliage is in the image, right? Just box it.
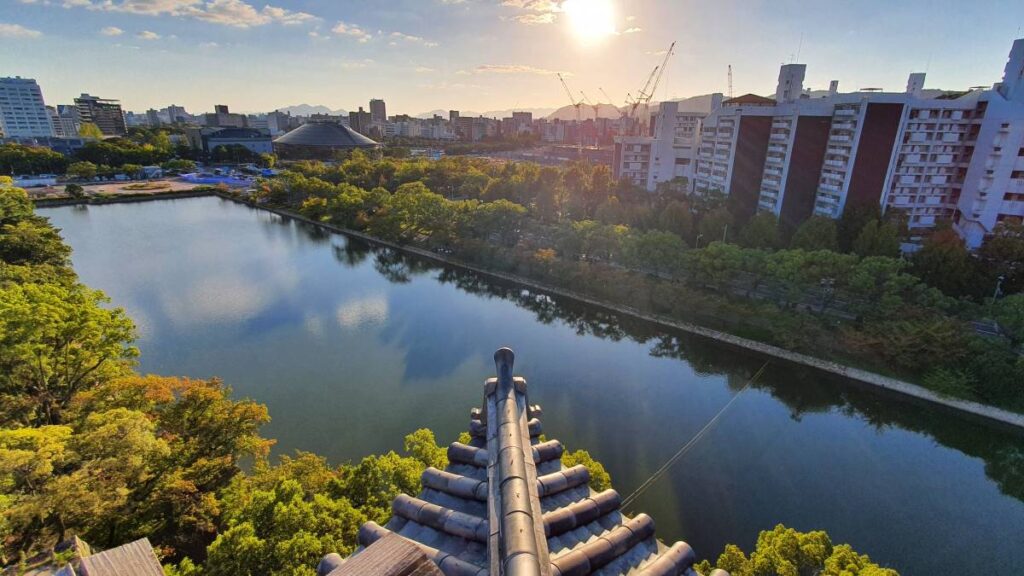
[249,153,1023,412]
[695,524,898,576]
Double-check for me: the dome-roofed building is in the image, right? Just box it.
[273,121,379,159]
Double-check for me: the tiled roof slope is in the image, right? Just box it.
[322,349,729,576]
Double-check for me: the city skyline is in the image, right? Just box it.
[3,0,1024,114]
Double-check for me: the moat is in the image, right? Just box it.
[43,196,1024,574]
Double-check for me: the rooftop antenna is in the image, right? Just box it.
[727,65,734,99]
[796,32,803,63]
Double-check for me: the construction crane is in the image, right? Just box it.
[557,72,584,158]
[728,65,734,99]
[600,87,630,137]
[579,90,602,146]
[627,41,676,135]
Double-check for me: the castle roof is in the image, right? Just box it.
[319,349,729,576]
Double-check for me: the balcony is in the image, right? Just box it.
[835,108,857,116]
[833,121,856,130]
[830,135,851,143]
[770,132,788,141]
[824,159,845,168]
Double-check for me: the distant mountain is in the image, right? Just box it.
[546,103,624,121]
[274,104,347,117]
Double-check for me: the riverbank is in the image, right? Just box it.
[32,189,1024,430]
[32,187,215,207]
[203,193,1023,431]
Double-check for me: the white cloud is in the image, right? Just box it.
[414,66,436,73]
[100,25,124,35]
[199,41,219,48]
[59,0,320,28]
[331,20,371,42]
[336,296,388,329]
[338,58,374,69]
[619,27,641,34]
[0,22,43,38]
[136,30,160,40]
[503,0,562,24]
[514,13,555,24]
[470,64,566,76]
[390,31,439,47]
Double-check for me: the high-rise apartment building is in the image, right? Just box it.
[693,38,1024,247]
[74,93,127,136]
[613,95,722,190]
[0,77,55,138]
[369,99,386,124]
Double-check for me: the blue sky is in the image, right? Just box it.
[2,0,1023,115]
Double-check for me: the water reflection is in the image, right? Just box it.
[43,198,1024,574]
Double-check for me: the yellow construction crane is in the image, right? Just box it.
[557,72,584,158]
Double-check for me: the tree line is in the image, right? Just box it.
[251,152,1023,412]
[0,126,277,181]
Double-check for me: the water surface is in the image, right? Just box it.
[43,197,1024,574]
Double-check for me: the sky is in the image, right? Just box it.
[2,0,1023,116]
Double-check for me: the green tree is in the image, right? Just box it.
[0,283,138,426]
[624,230,687,276]
[0,143,68,176]
[696,524,898,576]
[120,163,143,178]
[992,293,1024,346]
[64,183,85,199]
[790,216,839,252]
[657,200,694,239]
[838,201,882,253]
[561,449,611,492]
[852,220,900,258]
[67,161,98,181]
[739,211,782,250]
[78,123,104,139]
[910,228,980,299]
[979,218,1024,295]
[161,159,198,173]
[697,207,734,245]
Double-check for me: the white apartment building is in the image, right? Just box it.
[0,77,54,138]
[692,38,1024,247]
[614,95,722,191]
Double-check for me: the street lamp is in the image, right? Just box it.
[994,275,1005,300]
[696,234,704,248]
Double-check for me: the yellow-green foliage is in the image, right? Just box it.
[561,449,611,492]
[695,524,899,576]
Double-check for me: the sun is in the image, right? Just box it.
[562,0,616,44]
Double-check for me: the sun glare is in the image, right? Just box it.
[563,0,616,44]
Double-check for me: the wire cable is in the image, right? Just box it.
[620,360,770,511]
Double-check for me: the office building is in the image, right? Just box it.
[369,98,386,124]
[349,107,372,136]
[204,104,247,128]
[74,93,127,136]
[692,38,1024,246]
[0,77,55,138]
